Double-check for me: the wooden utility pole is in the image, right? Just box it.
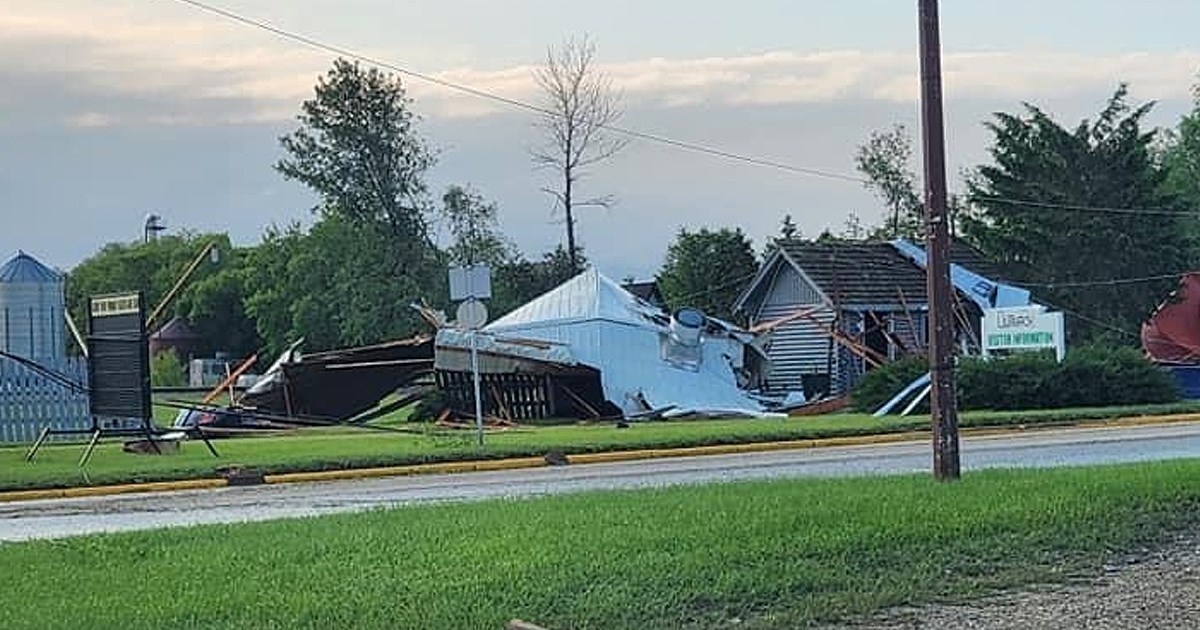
[918,0,961,480]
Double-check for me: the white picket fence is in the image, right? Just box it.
[0,356,91,443]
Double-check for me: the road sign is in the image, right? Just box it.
[449,265,492,301]
[456,299,488,330]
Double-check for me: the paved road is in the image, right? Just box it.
[4,421,1200,542]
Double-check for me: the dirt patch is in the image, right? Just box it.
[823,533,1200,629]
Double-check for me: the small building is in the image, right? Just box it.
[0,251,66,365]
[734,239,1008,398]
[621,280,665,308]
[149,315,203,361]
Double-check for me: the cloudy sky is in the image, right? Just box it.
[2,0,1199,281]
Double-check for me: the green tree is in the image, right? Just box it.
[856,124,924,239]
[150,349,187,387]
[253,58,444,353]
[1162,79,1200,211]
[66,232,247,351]
[963,84,1190,341]
[441,185,517,267]
[657,227,759,321]
[174,247,260,358]
[278,58,434,240]
[245,217,442,356]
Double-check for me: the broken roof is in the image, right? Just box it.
[621,280,664,305]
[741,239,1006,309]
[486,267,662,332]
[449,268,772,416]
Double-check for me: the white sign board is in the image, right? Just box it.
[449,265,492,301]
[456,299,488,330]
[981,306,1066,362]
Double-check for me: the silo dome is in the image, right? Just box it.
[0,251,67,364]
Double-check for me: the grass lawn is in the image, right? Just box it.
[1,459,1198,629]
[2,401,1199,491]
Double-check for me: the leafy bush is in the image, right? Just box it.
[150,349,187,387]
[853,345,1180,412]
[849,356,928,412]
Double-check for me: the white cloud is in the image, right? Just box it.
[1,4,1197,127]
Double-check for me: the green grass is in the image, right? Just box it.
[4,401,1200,491]
[1,460,1199,629]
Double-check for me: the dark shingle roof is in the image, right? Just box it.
[621,281,663,305]
[150,315,202,341]
[776,240,1003,307]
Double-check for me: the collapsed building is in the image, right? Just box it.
[734,238,1026,399]
[435,268,776,419]
[212,242,1028,426]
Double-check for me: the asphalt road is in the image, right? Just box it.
[4,421,1200,542]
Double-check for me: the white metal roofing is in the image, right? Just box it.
[468,268,773,415]
[486,268,661,333]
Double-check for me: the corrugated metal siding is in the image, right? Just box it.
[834,312,864,395]
[759,304,836,393]
[760,265,824,313]
[750,264,834,395]
[888,311,927,358]
[0,356,90,443]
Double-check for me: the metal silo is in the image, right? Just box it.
[0,251,66,365]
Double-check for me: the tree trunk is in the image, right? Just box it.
[564,165,577,274]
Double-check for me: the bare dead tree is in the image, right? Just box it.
[531,35,628,274]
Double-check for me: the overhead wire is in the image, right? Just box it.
[1011,273,1189,289]
[970,196,1200,217]
[165,0,863,183]
[164,0,1200,219]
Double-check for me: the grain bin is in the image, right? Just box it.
[0,251,66,364]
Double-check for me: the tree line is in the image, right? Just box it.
[849,81,1200,343]
[66,51,1200,359]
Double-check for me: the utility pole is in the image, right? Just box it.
[918,0,961,480]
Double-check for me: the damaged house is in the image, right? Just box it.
[435,268,769,419]
[734,238,1020,398]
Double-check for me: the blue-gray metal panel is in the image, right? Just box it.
[757,303,836,394]
[762,264,824,311]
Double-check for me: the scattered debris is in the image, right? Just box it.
[786,395,851,416]
[217,465,265,486]
[122,434,183,455]
[506,620,553,630]
[240,336,434,421]
[543,450,569,466]
[435,269,780,420]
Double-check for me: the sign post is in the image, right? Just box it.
[450,265,491,447]
[25,291,219,465]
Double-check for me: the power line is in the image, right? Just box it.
[666,269,764,307]
[163,0,1200,218]
[164,0,864,183]
[1012,273,1188,289]
[971,196,1200,217]
[1032,298,1141,339]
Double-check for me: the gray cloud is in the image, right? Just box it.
[2,4,1198,284]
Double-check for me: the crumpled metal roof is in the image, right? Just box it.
[0,251,62,284]
[468,268,774,416]
[486,267,662,332]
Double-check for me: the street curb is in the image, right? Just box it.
[3,412,1198,503]
[0,478,227,502]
